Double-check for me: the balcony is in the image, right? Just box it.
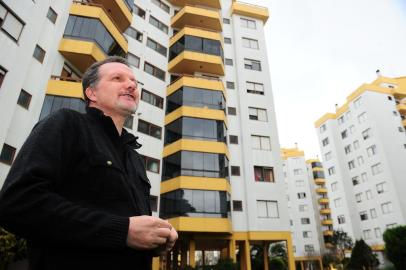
[160,176,230,194]
[89,0,132,32]
[321,219,333,226]
[403,119,406,128]
[314,178,326,185]
[167,75,225,97]
[60,2,128,72]
[169,217,231,233]
[163,139,229,158]
[393,88,406,99]
[316,188,328,194]
[319,198,329,205]
[323,230,334,236]
[46,76,83,99]
[171,6,222,31]
[320,208,331,215]
[168,0,221,9]
[231,1,269,23]
[397,103,406,114]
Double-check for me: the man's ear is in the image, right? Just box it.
[85,87,96,103]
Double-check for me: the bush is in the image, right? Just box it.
[347,239,379,270]
[269,257,286,270]
[0,227,27,270]
[213,258,238,270]
[383,225,406,270]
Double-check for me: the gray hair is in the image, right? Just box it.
[82,56,130,106]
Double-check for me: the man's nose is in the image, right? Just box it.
[126,79,137,91]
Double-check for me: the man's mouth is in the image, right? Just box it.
[121,94,135,101]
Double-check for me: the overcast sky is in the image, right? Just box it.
[244,0,406,158]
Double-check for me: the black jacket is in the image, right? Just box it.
[0,108,153,270]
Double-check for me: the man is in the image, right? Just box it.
[0,56,177,270]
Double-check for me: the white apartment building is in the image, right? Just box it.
[0,0,295,269]
[315,75,406,263]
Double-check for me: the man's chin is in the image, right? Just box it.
[118,103,138,116]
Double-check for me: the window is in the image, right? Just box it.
[322,137,329,147]
[223,18,230,24]
[147,38,167,56]
[297,192,306,199]
[229,135,238,144]
[257,200,279,218]
[376,182,387,194]
[134,5,146,19]
[305,245,315,252]
[341,130,348,139]
[242,37,259,49]
[398,127,404,132]
[366,190,372,200]
[224,37,231,44]
[144,62,165,81]
[349,125,355,134]
[125,27,143,42]
[17,89,32,109]
[360,211,368,221]
[0,144,16,165]
[240,18,256,29]
[46,7,57,23]
[299,204,308,212]
[0,2,25,41]
[233,200,243,211]
[355,193,362,203]
[328,166,335,176]
[361,172,368,182]
[371,163,382,175]
[353,140,360,150]
[367,145,377,157]
[231,166,240,176]
[324,151,332,161]
[303,231,312,238]
[33,45,46,63]
[301,218,310,224]
[246,81,264,95]
[295,180,305,187]
[0,65,6,89]
[393,111,398,116]
[370,208,377,219]
[248,107,267,121]
[225,58,233,66]
[334,198,342,207]
[354,97,362,108]
[127,53,140,68]
[338,116,345,125]
[344,144,352,154]
[375,227,382,238]
[151,0,170,13]
[244,58,261,71]
[150,195,158,212]
[251,135,271,150]
[386,223,397,229]
[358,112,367,124]
[254,166,274,182]
[362,128,372,140]
[226,81,235,89]
[352,176,360,186]
[338,215,345,224]
[363,229,372,240]
[140,154,160,173]
[228,107,237,115]
[138,119,162,139]
[293,169,303,175]
[357,156,364,166]
[149,16,168,33]
[141,89,163,109]
[331,182,338,191]
[381,202,393,214]
[388,96,393,100]
[320,124,326,133]
[124,115,133,129]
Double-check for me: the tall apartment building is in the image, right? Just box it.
[314,75,406,263]
[0,0,295,269]
[282,147,333,270]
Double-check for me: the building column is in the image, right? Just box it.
[263,242,269,270]
[300,261,304,270]
[229,239,236,262]
[152,257,159,270]
[318,257,323,270]
[189,239,196,268]
[240,240,251,270]
[285,236,296,270]
[180,241,187,269]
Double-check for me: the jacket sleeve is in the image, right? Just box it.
[0,110,129,249]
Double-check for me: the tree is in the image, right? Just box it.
[0,227,27,270]
[269,242,288,270]
[383,225,406,270]
[330,230,353,260]
[269,257,286,270]
[322,252,340,269]
[347,239,379,270]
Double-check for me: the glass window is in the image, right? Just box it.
[229,135,238,144]
[322,137,329,146]
[246,81,264,95]
[242,37,259,49]
[127,53,140,68]
[144,62,165,81]
[151,0,170,13]
[141,154,160,173]
[0,2,25,41]
[371,163,382,175]
[224,37,231,44]
[141,89,163,109]
[248,107,267,121]
[226,81,235,89]
[240,18,256,29]
[46,7,57,24]
[338,215,345,224]
[301,218,310,224]
[228,107,236,115]
[257,200,279,218]
[254,166,274,182]
[233,200,242,211]
[125,27,143,42]
[39,95,85,120]
[381,202,393,214]
[147,38,167,56]
[137,119,162,139]
[150,195,158,212]
[0,143,16,165]
[149,16,168,33]
[33,45,46,63]
[244,58,261,71]
[17,89,32,109]
[231,166,240,176]
[0,65,6,89]
[251,135,271,150]
[223,18,230,24]
[134,5,146,19]
[225,58,233,66]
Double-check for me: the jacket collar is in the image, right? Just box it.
[86,107,142,149]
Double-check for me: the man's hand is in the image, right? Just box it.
[165,226,178,252]
[127,216,172,250]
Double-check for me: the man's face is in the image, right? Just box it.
[88,62,139,117]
